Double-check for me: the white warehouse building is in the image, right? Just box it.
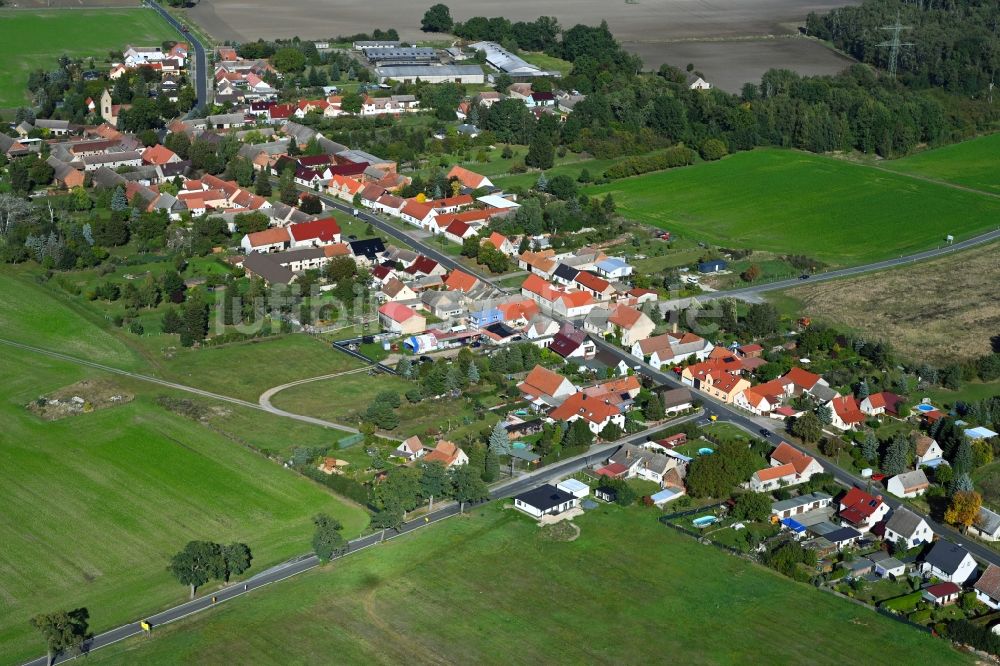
[375,64,485,85]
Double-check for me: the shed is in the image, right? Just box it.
[594,486,618,503]
[557,478,590,499]
[650,487,683,506]
[697,259,727,274]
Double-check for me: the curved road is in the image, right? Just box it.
[258,366,370,433]
[23,416,699,665]
[0,339,356,432]
[146,0,208,112]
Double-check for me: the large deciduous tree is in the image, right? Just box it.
[169,541,225,598]
[31,608,91,666]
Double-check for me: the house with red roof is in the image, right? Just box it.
[548,391,625,435]
[838,487,889,531]
[446,165,493,190]
[553,290,597,318]
[288,217,341,248]
[574,271,615,301]
[405,255,447,278]
[422,440,469,468]
[769,442,823,480]
[606,304,654,346]
[734,384,782,416]
[681,354,750,404]
[141,144,180,166]
[860,392,902,418]
[485,231,516,256]
[328,174,365,201]
[378,302,426,335]
[748,463,799,492]
[443,269,479,293]
[517,364,577,406]
[827,395,866,431]
[399,201,436,227]
[443,219,477,244]
[923,582,962,607]
[240,227,291,254]
[778,367,829,397]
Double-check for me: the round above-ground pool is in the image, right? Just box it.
[511,441,528,450]
[514,409,529,416]
[916,404,936,413]
[698,447,714,455]
[692,515,718,528]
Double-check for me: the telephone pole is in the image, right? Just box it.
[877,11,914,79]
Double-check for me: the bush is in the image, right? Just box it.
[603,146,697,179]
[700,138,728,161]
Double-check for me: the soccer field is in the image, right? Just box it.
[882,132,1000,195]
[0,8,177,108]
[585,149,1000,266]
[85,504,969,665]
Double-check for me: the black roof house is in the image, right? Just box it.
[514,484,574,512]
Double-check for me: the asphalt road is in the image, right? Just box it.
[0,338,357,433]
[691,227,1000,304]
[23,416,698,665]
[147,0,208,112]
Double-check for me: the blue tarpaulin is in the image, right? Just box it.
[780,518,807,533]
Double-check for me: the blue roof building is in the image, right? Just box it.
[697,259,728,274]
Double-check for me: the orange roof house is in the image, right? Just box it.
[446,165,493,190]
[444,269,479,293]
[422,440,469,467]
[517,364,576,403]
[142,144,180,165]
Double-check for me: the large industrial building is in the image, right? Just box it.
[468,41,562,80]
[363,47,438,65]
[375,64,485,85]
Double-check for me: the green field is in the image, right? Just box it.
[0,8,177,108]
[0,353,369,665]
[87,504,968,665]
[586,149,1000,266]
[884,132,1000,194]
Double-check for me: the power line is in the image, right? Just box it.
[877,10,914,79]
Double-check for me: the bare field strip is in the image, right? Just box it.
[782,243,1000,364]
[632,38,854,91]
[189,0,860,45]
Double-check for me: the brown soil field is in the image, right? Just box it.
[637,38,854,91]
[783,243,1000,364]
[190,0,859,43]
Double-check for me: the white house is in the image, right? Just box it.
[549,392,624,435]
[914,435,945,467]
[517,364,577,405]
[921,540,977,584]
[869,551,907,579]
[770,492,833,520]
[974,564,1000,609]
[838,487,890,532]
[395,435,428,461]
[748,464,799,492]
[883,507,934,549]
[886,470,930,498]
[513,484,579,518]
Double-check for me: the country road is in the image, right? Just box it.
[146,0,208,112]
[0,338,358,433]
[22,414,701,666]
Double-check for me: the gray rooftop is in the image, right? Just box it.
[376,64,483,78]
[976,507,1000,536]
[771,492,832,513]
[884,507,926,538]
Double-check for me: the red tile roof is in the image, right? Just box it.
[289,217,340,243]
[444,269,478,293]
[782,367,822,391]
[379,302,418,322]
[839,487,884,524]
[770,442,816,475]
[831,395,865,425]
[575,271,611,293]
[754,463,797,482]
[446,165,488,189]
[549,392,621,425]
[245,227,291,247]
[518,364,570,399]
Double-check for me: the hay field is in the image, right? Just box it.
[782,242,1000,363]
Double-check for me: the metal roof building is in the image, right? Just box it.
[375,64,484,84]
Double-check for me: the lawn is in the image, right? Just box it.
[883,132,1000,194]
[86,504,968,665]
[135,333,365,402]
[518,51,574,77]
[0,352,369,665]
[0,8,177,108]
[270,371,499,439]
[0,267,141,369]
[780,241,1000,363]
[585,149,1000,266]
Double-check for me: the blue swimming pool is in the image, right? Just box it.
[916,404,935,413]
[512,442,528,450]
[698,447,714,455]
[692,516,718,528]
